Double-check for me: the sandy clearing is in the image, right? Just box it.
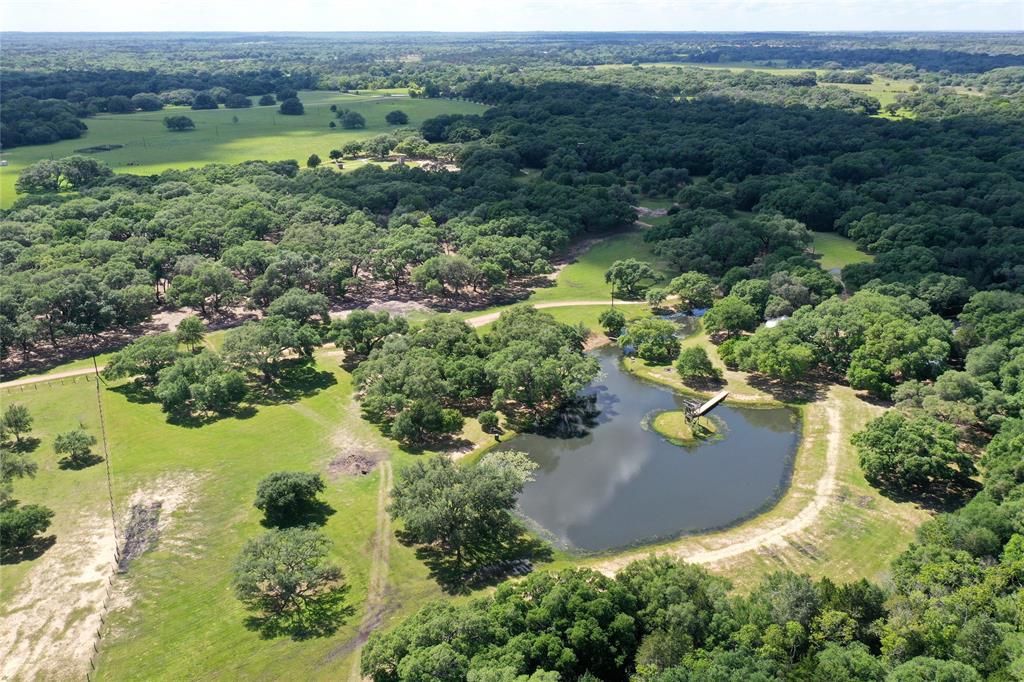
[0,473,202,682]
[0,514,117,682]
[593,399,842,575]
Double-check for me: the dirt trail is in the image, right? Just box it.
[465,299,644,328]
[594,399,843,575]
[341,460,393,680]
[1,366,103,388]
[1,300,640,389]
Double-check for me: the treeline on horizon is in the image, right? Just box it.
[3,32,1024,149]
[2,33,1024,679]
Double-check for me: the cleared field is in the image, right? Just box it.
[811,230,874,271]
[0,91,487,207]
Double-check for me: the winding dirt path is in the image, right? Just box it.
[464,299,644,328]
[0,300,635,389]
[0,366,103,388]
[593,399,843,575]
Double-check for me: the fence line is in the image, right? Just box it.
[84,355,122,681]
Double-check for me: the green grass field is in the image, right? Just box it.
[0,91,487,207]
[0,348,464,680]
[459,230,669,328]
[811,231,874,271]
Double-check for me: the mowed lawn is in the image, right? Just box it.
[0,91,487,207]
[811,231,874,271]
[0,349,446,681]
[460,229,669,328]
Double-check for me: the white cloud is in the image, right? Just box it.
[1,0,1021,32]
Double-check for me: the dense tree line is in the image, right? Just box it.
[439,76,1022,291]
[363,380,1024,679]
[4,32,1020,148]
[340,305,598,442]
[0,146,631,364]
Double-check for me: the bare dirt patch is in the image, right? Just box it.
[0,514,117,682]
[117,502,163,572]
[328,430,388,478]
[329,453,380,476]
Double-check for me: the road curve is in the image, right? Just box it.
[1,299,637,389]
[592,399,843,575]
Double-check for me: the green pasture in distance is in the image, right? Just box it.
[0,91,487,207]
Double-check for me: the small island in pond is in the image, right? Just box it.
[651,410,718,446]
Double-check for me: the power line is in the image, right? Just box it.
[92,355,120,541]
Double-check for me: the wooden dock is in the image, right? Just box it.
[694,390,729,417]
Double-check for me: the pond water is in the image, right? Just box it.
[497,346,799,553]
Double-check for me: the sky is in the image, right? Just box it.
[1,0,1022,33]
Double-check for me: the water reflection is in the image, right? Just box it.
[497,346,799,553]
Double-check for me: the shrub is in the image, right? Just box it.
[279,98,305,115]
[54,428,99,468]
[0,504,54,554]
[224,93,252,108]
[478,410,500,434]
[620,318,680,364]
[164,115,195,131]
[339,111,366,129]
[675,346,723,383]
[254,471,327,526]
[599,308,627,337]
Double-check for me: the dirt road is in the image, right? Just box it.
[593,399,842,575]
[1,300,636,389]
[463,299,643,328]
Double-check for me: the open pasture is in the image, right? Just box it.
[0,91,487,207]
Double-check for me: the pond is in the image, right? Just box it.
[496,346,799,553]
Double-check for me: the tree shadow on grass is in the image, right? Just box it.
[7,436,41,453]
[260,501,336,529]
[109,379,162,407]
[678,375,727,393]
[247,360,337,406]
[746,372,831,404]
[58,453,104,470]
[875,476,981,514]
[0,535,56,564]
[400,525,554,595]
[163,405,259,429]
[396,435,474,456]
[243,587,354,641]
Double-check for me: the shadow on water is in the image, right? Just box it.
[496,346,801,553]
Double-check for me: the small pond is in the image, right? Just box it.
[496,346,799,553]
